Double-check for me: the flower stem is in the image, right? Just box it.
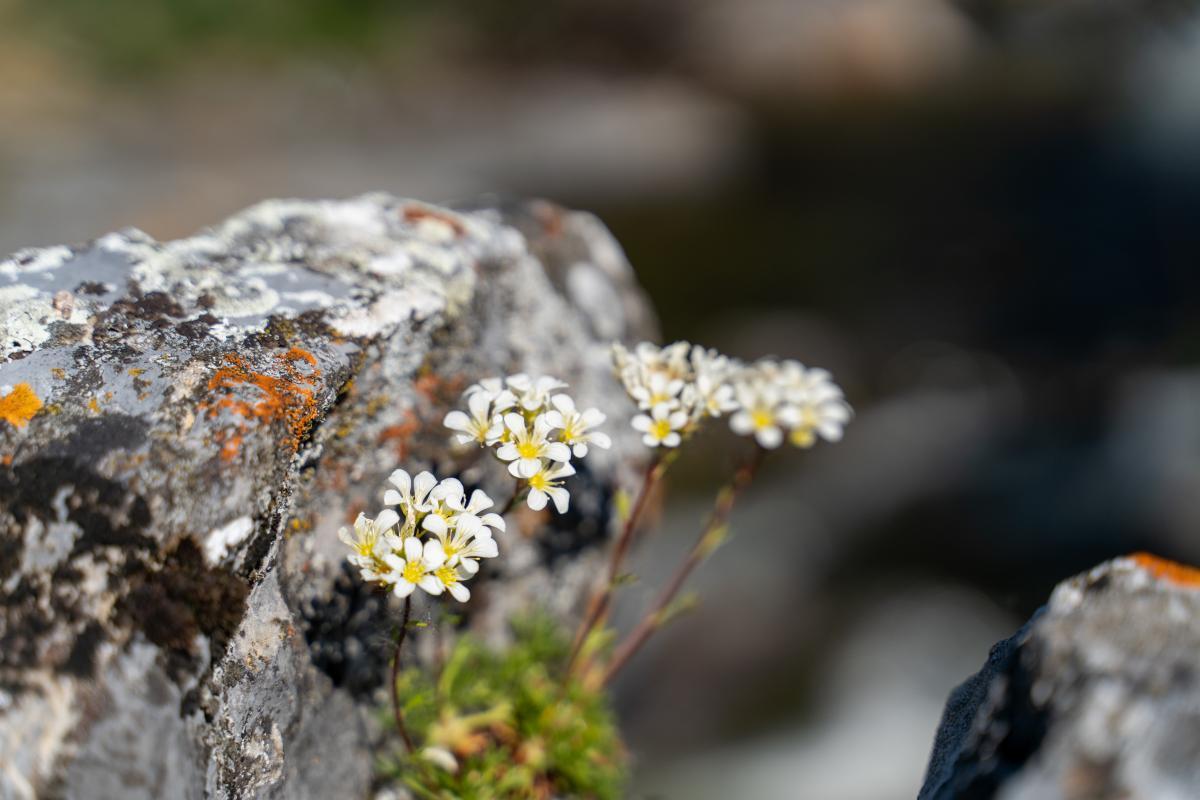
[498,479,528,517]
[600,446,766,686]
[389,596,416,754]
[565,455,663,676]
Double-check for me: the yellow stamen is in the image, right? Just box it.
[436,566,458,586]
[529,472,551,491]
[790,426,816,448]
[651,418,672,440]
[517,441,541,459]
[402,561,424,583]
[751,409,774,430]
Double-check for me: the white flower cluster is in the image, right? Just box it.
[338,470,502,602]
[613,341,851,450]
[443,374,610,513]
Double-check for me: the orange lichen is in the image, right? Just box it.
[402,204,466,237]
[202,347,322,461]
[0,383,42,428]
[1129,552,1200,588]
[87,397,101,414]
[377,410,420,459]
[414,371,466,406]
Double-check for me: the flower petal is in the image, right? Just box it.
[544,442,572,463]
[546,487,570,514]
[388,469,411,493]
[422,514,448,536]
[443,410,471,433]
[404,536,423,561]
[526,489,549,511]
[375,508,401,531]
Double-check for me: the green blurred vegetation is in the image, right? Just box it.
[10,0,439,73]
[377,614,626,799]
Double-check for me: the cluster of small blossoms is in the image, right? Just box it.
[613,341,851,450]
[338,470,502,603]
[443,374,610,513]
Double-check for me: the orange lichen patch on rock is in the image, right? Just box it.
[0,383,43,428]
[414,371,466,406]
[377,410,420,459]
[202,347,322,461]
[402,204,466,237]
[1129,552,1200,589]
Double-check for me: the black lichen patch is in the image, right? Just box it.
[296,563,392,699]
[536,461,612,566]
[120,538,249,680]
[43,414,148,464]
[63,621,106,678]
[0,457,153,556]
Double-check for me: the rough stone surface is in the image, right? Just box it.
[920,553,1200,800]
[0,194,655,799]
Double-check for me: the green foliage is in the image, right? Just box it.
[13,0,437,74]
[377,615,626,800]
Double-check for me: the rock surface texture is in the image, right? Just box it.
[0,194,655,799]
[921,553,1200,800]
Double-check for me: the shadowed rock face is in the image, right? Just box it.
[0,194,655,799]
[921,554,1200,800]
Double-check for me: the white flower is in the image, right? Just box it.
[421,746,459,774]
[381,536,447,598]
[463,377,518,412]
[632,404,689,448]
[728,359,851,449]
[774,362,852,447]
[422,512,499,575]
[443,391,503,447]
[447,488,506,533]
[544,394,611,458]
[496,413,571,478]
[729,380,787,449]
[525,460,576,514]
[383,469,439,516]
[337,509,401,582]
[505,373,568,412]
[690,347,740,418]
[629,371,685,412]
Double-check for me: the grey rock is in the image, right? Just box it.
[0,194,655,799]
[920,554,1200,800]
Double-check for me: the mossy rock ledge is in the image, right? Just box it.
[921,554,1200,799]
[0,195,655,799]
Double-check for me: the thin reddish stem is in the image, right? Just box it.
[565,455,663,675]
[600,446,766,686]
[389,596,416,754]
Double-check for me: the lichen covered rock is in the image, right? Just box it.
[920,553,1200,800]
[0,194,655,799]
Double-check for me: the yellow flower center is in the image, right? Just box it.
[402,561,425,583]
[443,542,459,559]
[790,426,816,448]
[436,566,459,586]
[651,418,673,440]
[560,421,579,443]
[751,408,774,430]
[517,441,541,459]
[528,472,551,491]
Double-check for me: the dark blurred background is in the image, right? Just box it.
[6,1,1200,796]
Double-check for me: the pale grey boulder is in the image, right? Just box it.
[921,554,1200,800]
[0,194,655,799]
